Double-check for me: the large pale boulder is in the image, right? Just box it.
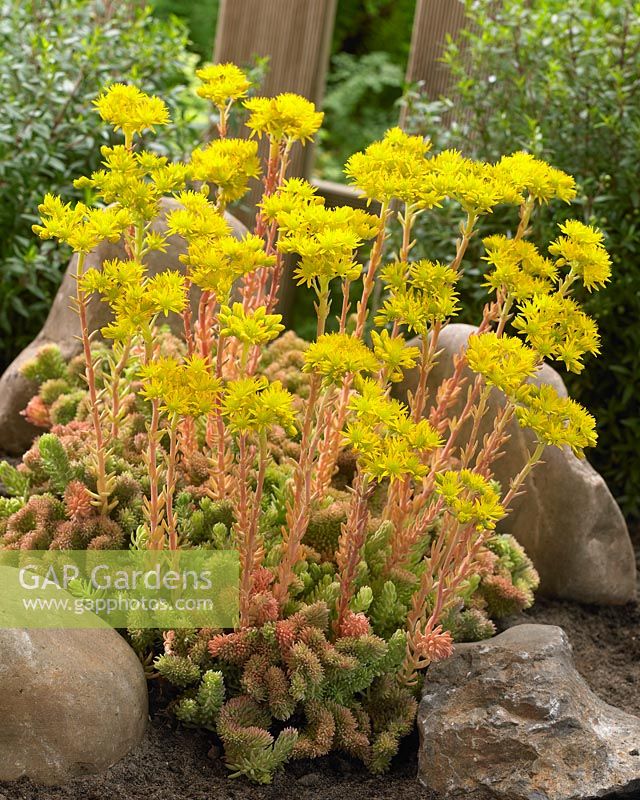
[0,199,247,454]
[0,568,148,784]
[418,624,640,800]
[396,323,636,605]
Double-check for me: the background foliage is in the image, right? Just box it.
[405,0,640,518]
[152,0,218,61]
[0,0,202,371]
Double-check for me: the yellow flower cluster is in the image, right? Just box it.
[376,260,459,334]
[167,190,231,240]
[81,262,187,340]
[244,93,323,143]
[549,220,611,291]
[75,145,190,223]
[429,150,522,215]
[190,139,260,205]
[218,303,284,346]
[514,384,597,457]
[466,333,539,396]
[93,84,169,140]
[345,127,439,205]
[371,330,420,383]
[222,377,296,435]
[304,333,379,384]
[196,63,252,107]
[513,294,600,373]
[491,153,576,204]
[435,470,505,531]
[345,135,576,215]
[33,194,132,254]
[483,235,557,300]
[277,203,380,288]
[343,380,441,481]
[187,235,275,300]
[260,178,323,221]
[139,355,221,418]
[167,192,273,300]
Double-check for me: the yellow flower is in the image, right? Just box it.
[73,146,190,222]
[144,271,188,317]
[218,303,284,346]
[33,196,132,254]
[185,235,275,299]
[222,377,296,435]
[196,63,251,107]
[429,152,523,214]
[492,152,577,204]
[139,355,222,417]
[167,191,231,241]
[371,330,420,382]
[549,220,611,291]
[80,259,145,303]
[190,139,260,204]
[483,235,557,300]
[93,84,169,139]
[303,333,378,384]
[277,203,379,288]
[244,93,323,143]
[514,384,597,457]
[376,260,459,333]
[512,294,600,373]
[345,127,438,205]
[260,178,323,222]
[435,470,505,531]
[466,333,539,396]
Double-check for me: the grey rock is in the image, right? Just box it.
[418,624,640,800]
[395,323,636,605]
[0,199,247,454]
[0,576,147,784]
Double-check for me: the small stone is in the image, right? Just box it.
[418,624,640,800]
[297,771,322,786]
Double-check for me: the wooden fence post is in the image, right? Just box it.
[405,0,467,95]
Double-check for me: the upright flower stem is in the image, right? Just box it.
[239,432,268,626]
[355,202,388,338]
[335,472,374,634]
[75,252,111,516]
[275,374,321,605]
[146,398,164,550]
[165,417,179,550]
[501,440,546,510]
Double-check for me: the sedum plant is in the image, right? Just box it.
[0,64,609,783]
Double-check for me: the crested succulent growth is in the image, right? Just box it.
[0,62,610,782]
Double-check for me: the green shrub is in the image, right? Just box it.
[152,0,219,61]
[0,0,203,370]
[404,0,640,518]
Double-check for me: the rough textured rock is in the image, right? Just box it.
[0,198,247,454]
[0,579,148,783]
[396,323,636,605]
[418,624,640,800]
